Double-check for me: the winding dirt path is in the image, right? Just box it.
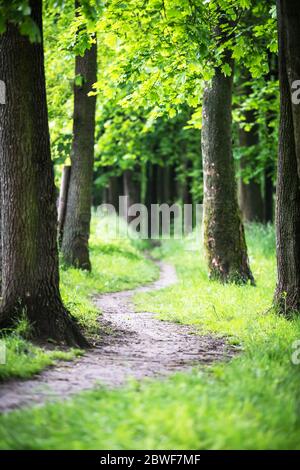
[0,261,233,412]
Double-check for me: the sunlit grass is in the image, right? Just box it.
[0,214,158,380]
[135,223,277,344]
[1,223,300,449]
[0,334,81,382]
[61,216,158,335]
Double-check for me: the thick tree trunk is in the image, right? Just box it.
[61,32,97,271]
[201,60,254,284]
[239,111,264,222]
[275,0,300,313]
[0,1,88,347]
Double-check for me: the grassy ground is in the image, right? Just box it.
[1,224,300,449]
[0,215,158,381]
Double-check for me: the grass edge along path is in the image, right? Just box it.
[1,225,300,449]
[0,217,159,381]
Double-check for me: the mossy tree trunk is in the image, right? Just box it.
[0,0,89,347]
[275,0,300,313]
[201,59,254,284]
[61,31,97,271]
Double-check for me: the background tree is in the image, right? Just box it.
[93,0,275,280]
[202,52,254,284]
[43,0,277,284]
[237,75,264,223]
[233,70,278,225]
[61,2,98,270]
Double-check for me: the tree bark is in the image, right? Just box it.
[156,165,164,204]
[264,163,274,223]
[0,183,2,291]
[238,110,264,223]
[61,30,97,271]
[123,169,141,223]
[201,59,254,284]
[239,175,264,223]
[181,158,193,206]
[162,166,171,204]
[169,165,178,203]
[144,163,158,237]
[0,0,89,347]
[263,53,277,224]
[108,174,122,211]
[275,0,300,313]
[57,165,71,245]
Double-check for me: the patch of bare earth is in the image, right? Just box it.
[0,261,234,412]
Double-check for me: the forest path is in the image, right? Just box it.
[0,261,233,412]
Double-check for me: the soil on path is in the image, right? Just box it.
[0,261,233,412]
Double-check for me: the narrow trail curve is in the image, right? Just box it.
[0,261,233,412]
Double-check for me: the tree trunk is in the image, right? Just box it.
[144,163,158,237]
[123,169,141,223]
[162,166,171,204]
[264,163,274,223]
[239,111,264,222]
[0,1,88,347]
[61,30,97,271]
[201,60,254,284]
[156,165,164,204]
[169,165,178,203]
[57,165,71,245]
[263,54,277,224]
[0,184,2,291]
[239,175,264,223]
[182,158,193,206]
[108,174,122,211]
[275,0,300,313]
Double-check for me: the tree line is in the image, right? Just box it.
[0,0,299,347]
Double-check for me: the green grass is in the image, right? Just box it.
[0,329,80,382]
[0,215,158,381]
[60,216,159,336]
[1,223,300,449]
[134,223,277,344]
